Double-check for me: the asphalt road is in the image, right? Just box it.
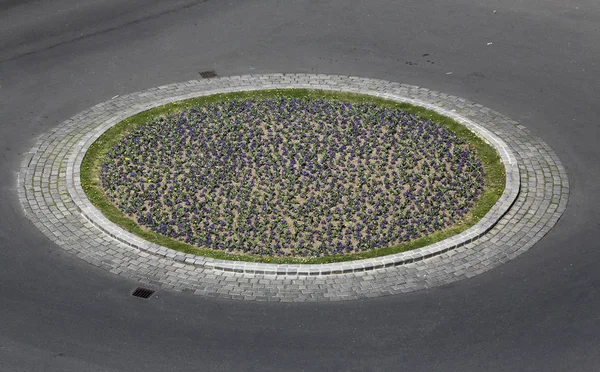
[1,0,599,371]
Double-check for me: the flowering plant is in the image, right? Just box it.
[101,97,484,257]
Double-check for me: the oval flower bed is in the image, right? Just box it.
[82,90,505,264]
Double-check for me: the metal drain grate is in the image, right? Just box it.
[131,287,155,299]
[199,70,218,79]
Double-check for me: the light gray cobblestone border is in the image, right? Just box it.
[17,74,568,301]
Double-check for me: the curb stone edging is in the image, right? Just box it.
[17,74,568,301]
[67,78,520,275]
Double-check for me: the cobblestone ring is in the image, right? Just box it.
[18,74,569,302]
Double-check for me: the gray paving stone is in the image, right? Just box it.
[17,74,568,302]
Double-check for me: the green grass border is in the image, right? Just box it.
[81,89,505,264]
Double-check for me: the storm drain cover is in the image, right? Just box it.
[132,287,155,299]
[199,70,218,78]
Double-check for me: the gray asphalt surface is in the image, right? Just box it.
[1,0,599,371]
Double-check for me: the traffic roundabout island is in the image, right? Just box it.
[18,74,569,301]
